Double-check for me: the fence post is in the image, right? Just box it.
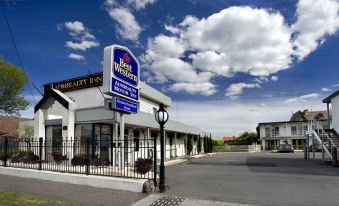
[39,137,43,170]
[4,137,8,167]
[86,137,90,175]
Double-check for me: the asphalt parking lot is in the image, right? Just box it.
[166,152,339,206]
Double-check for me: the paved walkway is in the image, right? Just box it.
[0,174,146,206]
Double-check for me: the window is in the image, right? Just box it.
[303,126,308,135]
[265,128,270,137]
[291,126,297,135]
[271,127,279,137]
[297,125,303,135]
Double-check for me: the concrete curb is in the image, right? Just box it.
[0,167,145,193]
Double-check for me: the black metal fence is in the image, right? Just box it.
[0,137,156,181]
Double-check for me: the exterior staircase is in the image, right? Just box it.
[307,120,339,161]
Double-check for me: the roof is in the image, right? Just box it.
[223,136,237,141]
[34,88,76,113]
[323,90,339,103]
[290,110,328,121]
[0,116,32,138]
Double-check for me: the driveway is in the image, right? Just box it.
[166,152,339,206]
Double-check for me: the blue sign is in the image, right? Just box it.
[114,97,138,114]
[111,78,139,102]
[113,48,139,87]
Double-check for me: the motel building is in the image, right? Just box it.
[33,72,209,170]
[257,110,329,151]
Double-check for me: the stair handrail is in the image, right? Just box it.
[318,128,337,149]
[310,130,332,159]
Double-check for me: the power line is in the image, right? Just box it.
[1,1,41,105]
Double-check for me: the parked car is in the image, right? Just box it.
[278,144,294,153]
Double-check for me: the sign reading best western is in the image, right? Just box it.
[103,45,140,103]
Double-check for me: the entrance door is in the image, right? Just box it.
[45,125,62,159]
[100,125,112,160]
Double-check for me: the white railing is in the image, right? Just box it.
[308,130,332,160]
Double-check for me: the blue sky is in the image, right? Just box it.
[1,0,339,137]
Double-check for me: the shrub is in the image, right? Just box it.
[186,137,193,156]
[197,136,202,154]
[135,158,152,174]
[95,157,109,167]
[10,151,39,164]
[71,155,88,166]
[53,154,68,164]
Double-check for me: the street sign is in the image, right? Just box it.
[103,45,140,103]
[104,97,138,114]
[115,97,138,114]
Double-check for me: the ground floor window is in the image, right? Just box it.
[292,139,306,150]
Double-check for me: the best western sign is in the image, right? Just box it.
[103,45,140,113]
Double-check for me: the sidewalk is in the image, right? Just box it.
[132,194,259,206]
[0,174,146,206]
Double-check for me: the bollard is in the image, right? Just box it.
[304,145,307,160]
[332,147,337,167]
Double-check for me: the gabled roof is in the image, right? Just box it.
[34,88,75,113]
[290,110,327,121]
[323,90,339,103]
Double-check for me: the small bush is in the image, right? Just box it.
[53,154,68,164]
[135,158,152,174]
[71,155,88,166]
[10,151,39,164]
[95,157,109,167]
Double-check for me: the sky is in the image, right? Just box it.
[0,0,339,137]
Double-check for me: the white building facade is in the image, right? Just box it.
[33,73,209,163]
[257,110,329,150]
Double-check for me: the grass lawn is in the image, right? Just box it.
[0,191,74,206]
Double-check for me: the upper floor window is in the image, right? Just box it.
[297,125,303,135]
[303,126,308,135]
[291,126,297,135]
[271,127,279,136]
[265,128,270,137]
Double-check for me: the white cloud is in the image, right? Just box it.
[127,0,156,10]
[68,53,85,61]
[106,7,142,41]
[225,83,260,97]
[271,76,279,81]
[169,82,217,96]
[65,40,99,51]
[60,21,100,51]
[64,21,86,34]
[143,6,293,95]
[321,87,332,92]
[292,0,339,60]
[284,93,319,104]
[142,1,339,96]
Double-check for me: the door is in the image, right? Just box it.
[45,125,62,160]
[100,124,112,160]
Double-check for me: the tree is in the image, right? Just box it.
[0,57,29,116]
[186,136,193,156]
[197,136,202,154]
[224,132,258,145]
[209,135,213,153]
[203,135,208,153]
[18,125,34,150]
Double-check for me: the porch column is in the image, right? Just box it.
[262,139,266,151]
[174,132,177,157]
[34,109,46,159]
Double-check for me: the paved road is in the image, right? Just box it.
[166,152,339,206]
[0,174,146,206]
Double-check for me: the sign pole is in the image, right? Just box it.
[120,112,125,170]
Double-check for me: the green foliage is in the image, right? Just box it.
[0,57,29,116]
[186,136,193,156]
[18,125,33,141]
[224,132,258,144]
[212,139,224,146]
[197,136,202,154]
[209,134,213,153]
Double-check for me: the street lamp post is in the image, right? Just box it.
[155,103,169,193]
